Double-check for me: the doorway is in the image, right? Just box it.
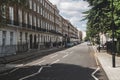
[29,34,33,49]
[34,35,37,49]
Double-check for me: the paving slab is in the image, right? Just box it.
[93,46,120,80]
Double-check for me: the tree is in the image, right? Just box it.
[84,0,118,38]
[84,0,120,54]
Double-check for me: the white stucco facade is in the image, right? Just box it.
[99,33,107,45]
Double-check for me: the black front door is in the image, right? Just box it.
[34,35,37,49]
[29,34,33,49]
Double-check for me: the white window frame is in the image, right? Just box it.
[40,8,42,15]
[2,31,6,46]
[38,18,40,27]
[29,0,32,9]
[29,14,32,26]
[18,9,22,26]
[25,12,28,24]
[37,5,39,13]
[10,32,14,45]
[34,16,36,27]
[20,32,22,43]
[40,0,42,3]
[34,2,36,11]
[9,7,14,24]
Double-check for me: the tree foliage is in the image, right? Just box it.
[84,0,120,39]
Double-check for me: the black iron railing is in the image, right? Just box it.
[32,26,36,30]
[17,43,28,53]
[0,45,16,57]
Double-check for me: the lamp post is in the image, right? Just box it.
[111,0,116,67]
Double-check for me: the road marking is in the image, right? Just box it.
[19,72,39,80]
[6,64,24,68]
[91,45,100,80]
[15,64,24,67]
[92,46,99,66]
[33,60,46,65]
[51,59,60,65]
[50,54,58,58]
[63,54,69,58]
[38,60,46,64]
[19,64,52,80]
[92,67,100,80]
[69,51,73,54]
[0,64,22,76]
[9,67,19,73]
[19,67,43,80]
[38,67,43,73]
[0,67,20,76]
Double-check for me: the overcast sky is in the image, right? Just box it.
[49,0,90,31]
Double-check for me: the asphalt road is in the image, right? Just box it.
[0,43,108,80]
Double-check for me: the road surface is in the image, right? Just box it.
[0,43,108,80]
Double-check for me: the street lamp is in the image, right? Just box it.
[111,0,116,67]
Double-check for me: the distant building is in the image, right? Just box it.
[82,31,86,40]
[78,31,82,42]
[99,33,107,45]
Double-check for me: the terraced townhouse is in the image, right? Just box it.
[0,0,80,57]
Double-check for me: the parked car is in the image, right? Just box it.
[87,41,92,46]
[73,42,78,45]
[66,43,74,47]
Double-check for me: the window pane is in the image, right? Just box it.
[2,31,6,46]
[10,32,13,45]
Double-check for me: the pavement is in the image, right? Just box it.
[0,47,64,73]
[93,46,120,80]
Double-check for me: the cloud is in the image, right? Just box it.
[49,0,90,31]
[60,1,89,11]
[70,16,81,25]
[49,0,61,5]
